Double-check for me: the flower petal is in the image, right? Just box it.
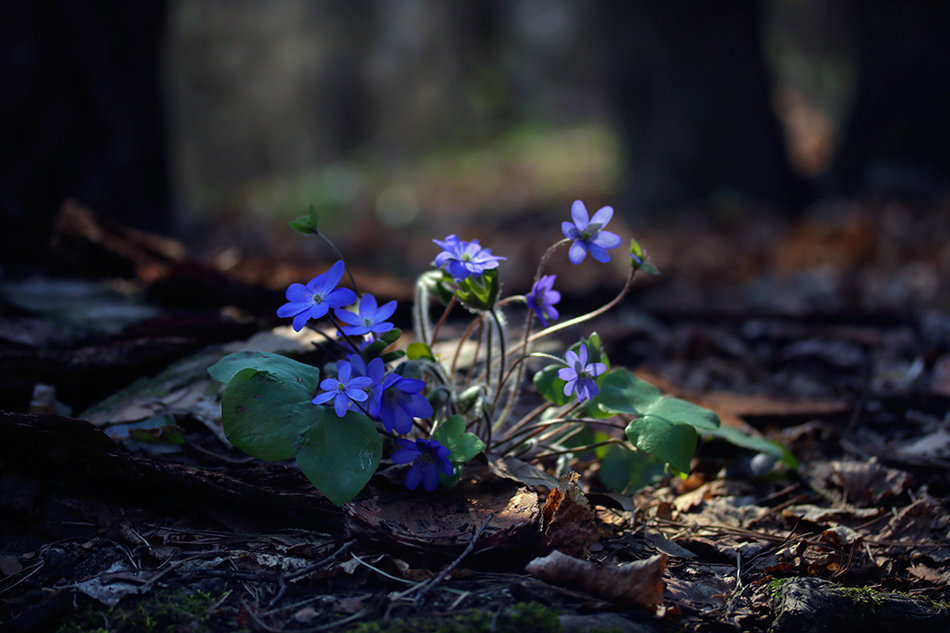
[405,463,423,490]
[588,243,611,263]
[333,394,349,418]
[589,205,614,229]
[327,287,357,308]
[277,302,307,318]
[421,464,439,491]
[285,283,311,302]
[562,221,580,240]
[321,261,347,292]
[568,241,588,265]
[391,448,417,464]
[592,230,622,250]
[375,299,397,321]
[312,391,335,405]
[571,200,589,229]
[292,310,311,332]
[358,294,378,317]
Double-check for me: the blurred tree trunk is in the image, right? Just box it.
[601,0,804,212]
[831,0,950,197]
[0,0,169,272]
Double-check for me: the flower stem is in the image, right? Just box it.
[512,265,637,355]
[314,229,362,296]
[429,295,457,348]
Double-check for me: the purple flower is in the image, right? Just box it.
[433,234,506,282]
[557,345,607,402]
[312,359,375,417]
[277,261,358,331]
[561,200,623,265]
[526,274,561,327]
[335,294,397,336]
[370,374,433,434]
[391,438,454,491]
[347,355,385,386]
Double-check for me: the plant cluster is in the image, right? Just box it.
[210,201,795,505]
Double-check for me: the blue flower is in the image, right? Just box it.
[335,294,397,336]
[561,200,623,265]
[371,373,433,434]
[526,274,561,327]
[433,234,506,282]
[312,359,375,417]
[391,438,454,491]
[557,345,607,402]
[277,261,358,331]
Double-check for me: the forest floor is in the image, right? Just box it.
[1,198,949,632]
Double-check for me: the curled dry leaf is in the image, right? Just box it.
[541,471,606,557]
[526,550,667,611]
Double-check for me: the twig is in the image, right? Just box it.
[412,514,494,605]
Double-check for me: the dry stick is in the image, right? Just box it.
[411,514,495,606]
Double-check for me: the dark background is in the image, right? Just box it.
[2,0,949,276]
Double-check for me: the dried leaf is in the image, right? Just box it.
[541,472,605,557]
[830,459,910,506]
[487,454,559,490]
[526,550,666,611]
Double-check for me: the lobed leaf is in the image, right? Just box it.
[220,368,315,461]
[295,409,381,506]
[208,351,319,387]
[624,415,698,474]
[432,414,485,464]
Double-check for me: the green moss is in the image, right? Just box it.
[58,587,227,633]
[343,602,560,633]
[765,577,789,597]
[837,585,884,618]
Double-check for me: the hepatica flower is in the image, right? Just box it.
[526,274,560,327]
[391,438,454,491]
[312,359,375,417]
[277,260,357,331]
[562,200,623,265]
[371,374,433,434]
[557,345,607,402]
[433,234,506,282]
[335,294,397,336]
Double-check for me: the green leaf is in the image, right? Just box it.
[639,261,660,276]
[380,328,403,345]
[359,329,403,363]
[288,204,320,234]
[646,397,720,432]
[595,369,663,414]
[295,409,381,506]
[625,415,698,473]
[431,414,485,464]
[220,368,316,461]
[595,369,720,431]
[629,238,659,275]
[208,351,319,387]
[702,425,799,469]
[533,364,571,405]
[407,342,436,362]
[598,444,668,494]
[456,269,500,311]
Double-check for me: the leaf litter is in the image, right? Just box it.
[2,201,950,632]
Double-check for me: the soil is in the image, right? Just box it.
[1,200,949,632]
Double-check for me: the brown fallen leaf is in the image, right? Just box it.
[525,550,666,611]
[541,472,605,557]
